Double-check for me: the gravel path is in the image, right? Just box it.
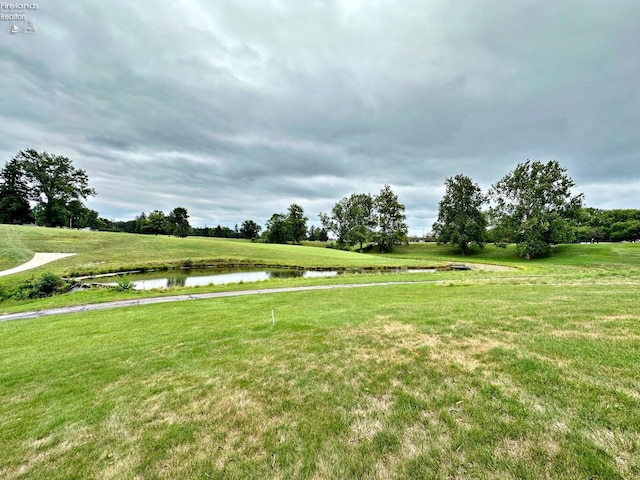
[0,253,76,277]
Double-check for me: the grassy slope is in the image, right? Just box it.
[1,225,640,478]
[1,280,639,479]
[0,225,440,278]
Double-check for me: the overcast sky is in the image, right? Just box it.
[1,1,639,235]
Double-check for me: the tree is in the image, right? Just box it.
[346,193,376,251]
[373,185,408,252]
[287,204,308,244]
[147,210,169,235]
[13,149,96,227]
[319,197,353,246]
[265,213,290,244]
[240,219,262,239]
[320,193,375,250]
[0,158,33,224]
[168,207,190,237]
[432,174,487,255]
[67,200,105,229]
[489,160,583,259]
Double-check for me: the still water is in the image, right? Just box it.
[97,268,435,291]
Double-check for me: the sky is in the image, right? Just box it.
[1,0,639,236]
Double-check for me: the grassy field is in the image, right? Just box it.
[1,225,639,478]
[0,225,442,279]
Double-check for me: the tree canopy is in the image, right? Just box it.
[374,185,408,253]
[320,193,375,251]
[168,207,191,237]
[0,150,96,227]
[0,158,33,224]
[321,186,407,252]
[489,160,583,259]
[432,174,487,255]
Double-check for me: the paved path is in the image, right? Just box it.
[0,253,76,277]
[0,280,451,322]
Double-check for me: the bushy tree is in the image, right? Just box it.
[0,158,33,224]
[307,226,329,242]
[287,204,308,244]
[264,204,308,244]
[67,200,105,229]
[147,210,169,235]
[240,219,262,239]
[374,185,408,252]
[319,197,353,246]
[320,193,375,250]
[10,149,96,226]
[168,207,190,237]
[265,213,290,244]
[432,174,487,255]
[489,160,583,259]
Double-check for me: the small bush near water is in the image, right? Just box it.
[112,276,135,292]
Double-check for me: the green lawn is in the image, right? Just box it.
[1,279,639,479]
[1,225,639,478]
[0,225,441,279]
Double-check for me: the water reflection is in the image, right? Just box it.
[97,267,434,291]
[131,269,338,290]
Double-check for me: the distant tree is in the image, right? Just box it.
[240,219,262,239]
[265,213,290,244]
[373,185,408,252]
[148,210,169,235]
[211,224,236,238]
[320,197,353,246]
[432,174,487,255]
[0,158,33,224]
[10,149,96,227]
[320,193,375,250]
[489,160,583,259]
[346,193,376,251]
[287,203,308,244]
[168,207,190,237]
[317,227,329,242]
[66,200,105,229]
[135,212,151,234]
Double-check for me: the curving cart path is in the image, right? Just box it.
[0,253,76,277]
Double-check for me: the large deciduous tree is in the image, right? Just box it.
[374,185,408,253]
[240,219,262,239]
[4,149,96,227]
[147,210,169,236]
[287,203,308,244]
[320,193,375,250]
[432,174,487,255]
[265,213,290,244]
[168,207,191,237]
[0,158,33,224]
[489,159,583,259]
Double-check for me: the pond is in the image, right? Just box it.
[89,267,437,291]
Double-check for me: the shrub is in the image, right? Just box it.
[113,276,135,292]
[0,273,68,301]
[38,273,65,297]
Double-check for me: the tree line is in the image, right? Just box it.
[431,159,640,259]
[2,151,639,257]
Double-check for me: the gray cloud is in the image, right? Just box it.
[1,0,639,235]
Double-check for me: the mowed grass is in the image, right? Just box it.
[1,278,640,479]
[2,225,640,478]
[0,225,439,281]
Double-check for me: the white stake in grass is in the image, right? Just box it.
[271,309,275,326]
